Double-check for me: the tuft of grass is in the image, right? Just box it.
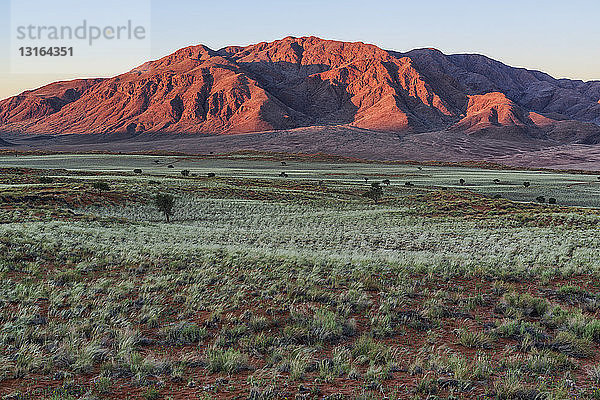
[162,321,207,345]
[502,292,550,318]
[552,331,594,358]
[588,364,600,384]
[456,328,493,349]
[205,346,248,374]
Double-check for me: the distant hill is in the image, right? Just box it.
[1,36,600,163]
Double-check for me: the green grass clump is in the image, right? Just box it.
[456,328,493,349]
[205,346,249,374]
[502,292,550,318]
[162,321,207,345]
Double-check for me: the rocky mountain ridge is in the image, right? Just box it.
[1,36,599,144]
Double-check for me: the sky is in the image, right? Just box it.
[1,0,599,99]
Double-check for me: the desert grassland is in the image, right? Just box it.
[2,155,600,399]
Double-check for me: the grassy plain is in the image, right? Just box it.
[1,154,600,399]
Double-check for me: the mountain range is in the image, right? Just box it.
[1,36,600,167]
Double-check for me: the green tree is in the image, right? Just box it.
[363,182,384,204]
[155,193,175,222]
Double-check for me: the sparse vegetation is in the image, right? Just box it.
[1,155,600,398]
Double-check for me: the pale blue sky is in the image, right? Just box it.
[1,0,599,99]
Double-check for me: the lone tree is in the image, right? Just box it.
[363,182,384,204]
[155,193,175,222]
[523,181,531,188]
[459,178,465,185]
[181,170,190,177]
[133,169,142,174]
[493,178,500,184]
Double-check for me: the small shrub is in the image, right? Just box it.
[142,387,160,400]
[548,198,557,204]
[181,170,190,177]
[93,376,112,394]
[523,181,531,187]
[92,181,110,191]
[133,169,142,174]
[588,364,600,383]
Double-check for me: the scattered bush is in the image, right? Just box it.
[92,181,110,191]
[155,193,175,222]
[363,182,383,204]
[38,176,53,184]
